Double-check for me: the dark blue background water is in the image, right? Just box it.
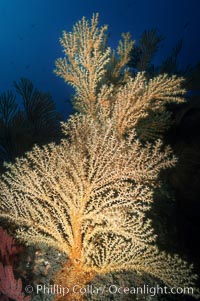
[0,0,199,117]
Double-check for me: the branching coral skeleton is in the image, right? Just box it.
[0,13,199,301]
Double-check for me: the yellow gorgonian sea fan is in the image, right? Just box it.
[54,14,186,141]
[0,115,198,301]
[54,13,134,117]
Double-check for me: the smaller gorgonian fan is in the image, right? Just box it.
[0,115,198,301]
[54,14,186,141]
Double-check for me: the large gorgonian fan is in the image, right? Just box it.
[0,115,198,301]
